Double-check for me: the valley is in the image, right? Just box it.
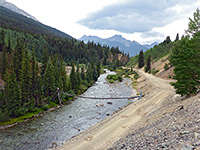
[0,1,200,150]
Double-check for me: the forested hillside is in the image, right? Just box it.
[127,35,174,67]
[0,7,129,123]
[0,6,72,39]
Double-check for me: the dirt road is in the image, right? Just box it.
[55,70,175,150]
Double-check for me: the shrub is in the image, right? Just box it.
[164,63,169,70]
[42,104,49,111]
[151,68,159,75]
[108,79,115,83]
[0,110,10,122]
[107,74,123,83]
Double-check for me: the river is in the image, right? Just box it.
[0,70,136,150]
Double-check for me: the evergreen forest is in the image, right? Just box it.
[0,14,129,122]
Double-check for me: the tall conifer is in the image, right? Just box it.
[138,50,144,68]
[43,58,56,100]
[5,70,21,117]
[21,49,33,111]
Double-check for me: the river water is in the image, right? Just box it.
[0,70,136,150]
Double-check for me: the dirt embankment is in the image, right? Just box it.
[55,70,182,150]
[109,72,200,150]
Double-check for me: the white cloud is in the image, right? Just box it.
[5,0,200,44]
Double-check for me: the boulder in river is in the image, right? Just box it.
[107,102,113,105]
[106,113,110,116]
[96,104,104,107]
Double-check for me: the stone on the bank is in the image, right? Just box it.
[52,141,58,148]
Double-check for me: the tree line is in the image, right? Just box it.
[0,38,103,121]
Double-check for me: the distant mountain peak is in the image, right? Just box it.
[79,35,158,56]
[0,0,38,21]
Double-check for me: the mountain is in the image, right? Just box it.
[0,0,37,21]
[0,6,73,39]
[144,42,159,49]
[79,35,158,57]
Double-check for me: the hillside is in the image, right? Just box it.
[0,0,37,21]
[0,6,73,39]
[79,35,158,57]
[127,36,174,80]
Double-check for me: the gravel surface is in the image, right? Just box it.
[108,93,200,150]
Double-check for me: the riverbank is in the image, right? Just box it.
[55,70,177,150]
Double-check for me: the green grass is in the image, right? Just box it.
[106,74,123,83]
[0,110,42,126]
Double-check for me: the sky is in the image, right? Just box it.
[6,0,200,44]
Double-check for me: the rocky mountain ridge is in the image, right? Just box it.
[79,35,158,57]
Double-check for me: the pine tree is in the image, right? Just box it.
[21,49,34,111]
[31,48,41,107]
[86,63,93,82]
[81,65,85,81]
[0,29,5,52]
[145,55,151,72]
[92,65,98,81]
[43,58,56,100]
[186,8,200,36]
[1,47,8,80]
[138,50,144,68]
[52,55,62,90]
[41,46,49,75]
[5,70,21,117]
[13,38,23,82]
[7,36,12,53]
[70,62,78,93]
[165,36,171,44]
[170,9,200,96]
[97,61,101,77]
[60,58,68,92]
[175,33,179,41]
[76,64,81,87]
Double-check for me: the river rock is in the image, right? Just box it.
[52,141,58,148]
[106,113,110,116]
[97,112,101,115]
[180,131,190,135]
[193,141,200,146]
[107,102,113,105]
[96,104,104,107]
[69,116,72,118]
[30,127,37,130]
[177,105,184,110]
